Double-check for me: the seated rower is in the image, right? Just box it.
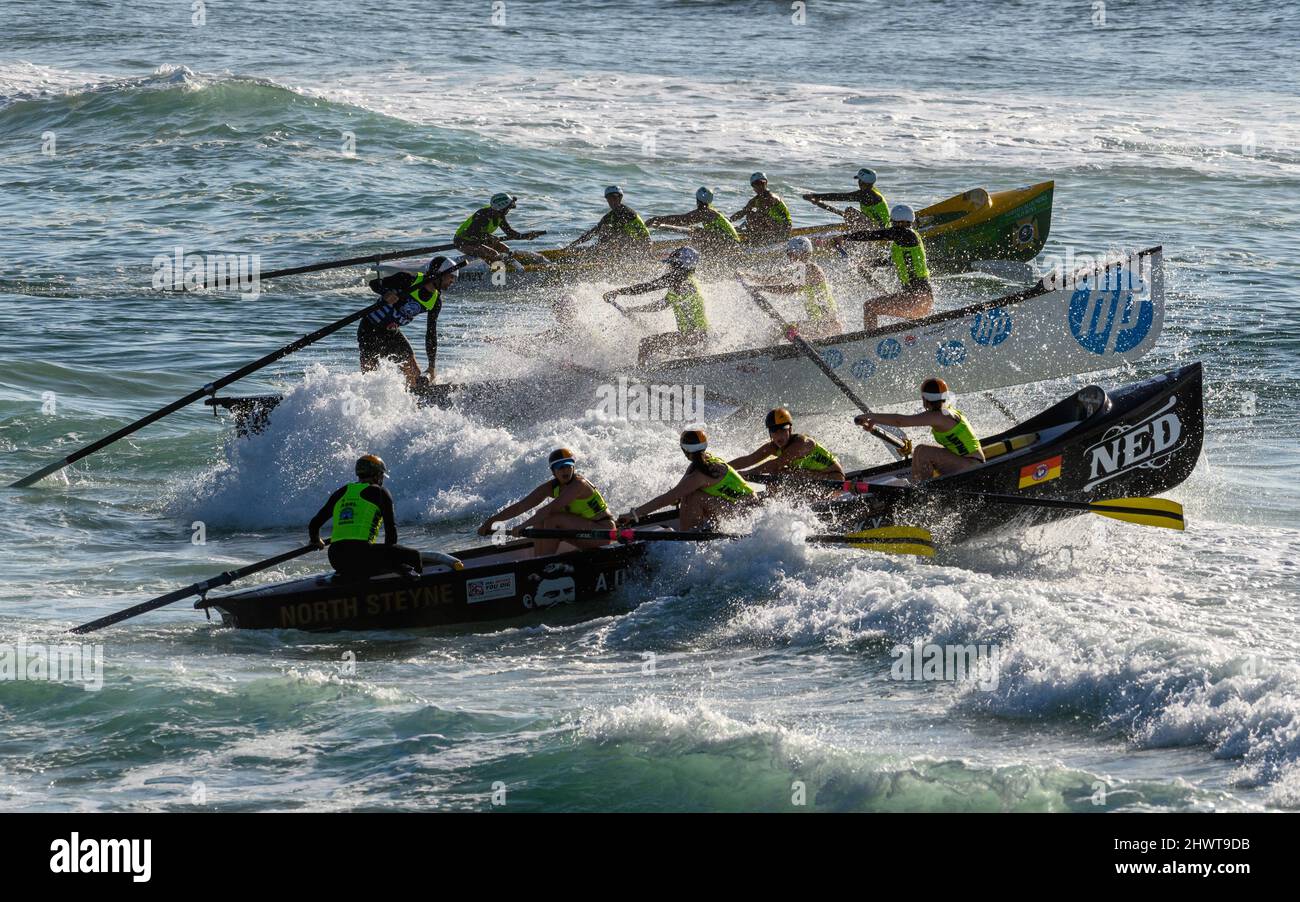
[363,255,461,389]
[603,246,709,365]
[729,172,793,244]
[801,167,892,230]
[740,237,842,339]
[564,185,653,260]
[826,203,933,330]
[854,378,985,482]
[618,429,755,531]
[453,193,547,268]
[476,448,615,557]
[645,187,741,259]
[309,455,423,582]
[729,407,846,490]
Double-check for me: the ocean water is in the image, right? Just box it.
[1,0,1298,812]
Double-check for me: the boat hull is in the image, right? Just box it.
[824,362,1204,543]
[210,247,1165,430]
[199,538,650,632]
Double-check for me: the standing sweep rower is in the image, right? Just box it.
[603,246,710,364]
[853,378,985,482]
[729,172,793,244]
[729,407,846,489]
[308,455,424,581]
[362,255,462,388]
[826,203,933,330]
[476,448,616,556]
[619,429,756,530]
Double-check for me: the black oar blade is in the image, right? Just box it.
[806,526,935,557]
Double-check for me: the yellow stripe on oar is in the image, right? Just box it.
[805,525,935,557]
[1090,497,1185,530]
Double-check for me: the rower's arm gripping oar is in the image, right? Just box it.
[10,301,384,487]
[70,541,327,634]
[735,276,909,459]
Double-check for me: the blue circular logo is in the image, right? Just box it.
[851,358,876,380]
[936,340,967,367]
[1069,286,1155,355]
[823,348,844,369]
[971,307,1013,346]
[876,338,902,360]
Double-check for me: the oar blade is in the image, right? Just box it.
[1091,497,1185,530]
[809,526,935,557]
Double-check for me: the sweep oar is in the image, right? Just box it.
[736,275,909,460]
[518,524,934,557]
[70,541,326,634]
[825,479,1186,531]
[10,301,382,487]
[253,243,456,283]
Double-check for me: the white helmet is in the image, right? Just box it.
[856,167,877,184]
[786,237,813,256]
[490,193,516,211]
[749,171,768,185]
[664,246,700,270]
[890,204,916,223]
[695,186,715,204]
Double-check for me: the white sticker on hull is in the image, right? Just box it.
[1083,395,1185,492]
[466,573,516,604]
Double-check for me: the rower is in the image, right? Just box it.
[729,172,793,243]
[801,167,891,229]
[565,185,653,257]
[827,203,933,330]
[308,455,423,582]
[740,237,842,338]
[453,193,547,268]
[476,448,616,556]
[363,256,462,389]
[603,246,709,365]
[729,407,845,488]
[645,187,741,257]
[619,429,756,531]
[853,378,985,482]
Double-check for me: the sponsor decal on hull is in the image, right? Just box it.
[466,573,517,604]
[1083,395,1185,492]
[1018,454,1063,489]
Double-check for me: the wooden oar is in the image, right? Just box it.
[518,525,934,557]
[736,275,909,460]
[70,541,326,634]
[10,300,383,487]
[255,243,456,283]
[825,479,1186,531]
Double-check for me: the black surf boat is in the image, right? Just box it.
[196,364,1202,632]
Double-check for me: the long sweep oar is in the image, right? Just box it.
[735,275,909,460]
[821,478,1186,531]
[70,541,326,634]
[518,524,934,557]
[253,243,456,284]
[10,301,382,487]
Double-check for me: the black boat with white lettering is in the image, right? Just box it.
[820,362,1203,543]
[194,525,663,631]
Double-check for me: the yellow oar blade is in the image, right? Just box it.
[1091,497,1185,530]
[839,526,935,557]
